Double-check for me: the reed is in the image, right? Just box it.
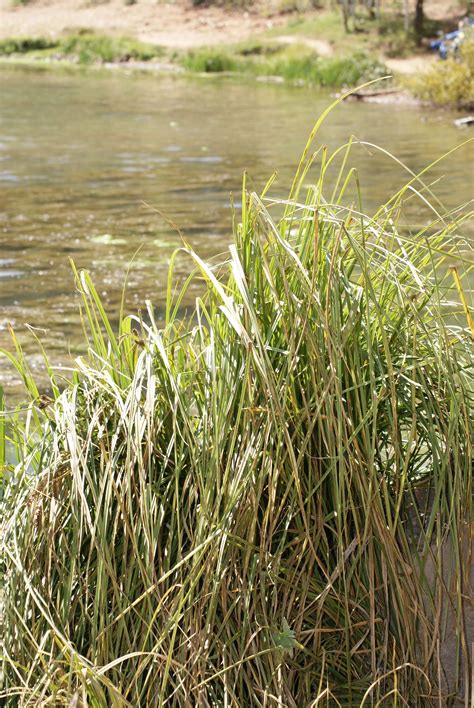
[1,96,472,706]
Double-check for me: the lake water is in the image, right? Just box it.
[0,65,472,396]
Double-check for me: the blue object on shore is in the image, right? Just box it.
[430,18,473,59]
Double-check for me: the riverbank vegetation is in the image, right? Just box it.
[0,33,387,87]
[0,32,165,64]
[410,28,474,107]
[0,28,387,87]
[1,99,473,704]
[0,2,472,98]
[0,30,386,89]
[181,43,386,86]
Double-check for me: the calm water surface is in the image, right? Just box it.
[1,65,472,396]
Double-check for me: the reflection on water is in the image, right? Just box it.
[0,65,472,396]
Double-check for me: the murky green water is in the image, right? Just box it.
[1,65,472,396]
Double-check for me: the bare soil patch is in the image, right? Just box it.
[385,55,436,75]
[0,0,467,52]
[275,34,333,57]
[0,0,286,48]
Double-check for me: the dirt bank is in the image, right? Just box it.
[0,0,287,48]
[0,0,465,51]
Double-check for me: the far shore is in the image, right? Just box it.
[0,0,469,109]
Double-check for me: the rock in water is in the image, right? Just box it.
[454,116,474,128]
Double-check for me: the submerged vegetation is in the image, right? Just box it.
[1,97,473,705]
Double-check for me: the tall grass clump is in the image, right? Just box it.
[1,96,473,705]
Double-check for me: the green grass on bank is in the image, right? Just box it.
[0,32,165,64]
[0,30,387,87]
[1,94,473,705]
[180,43,387,87]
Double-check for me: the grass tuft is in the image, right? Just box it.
[1,96,473,705]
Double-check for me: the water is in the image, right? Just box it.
[0,65,472,396]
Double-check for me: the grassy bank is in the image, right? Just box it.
[1,96,473,705]
[1,4,472,96]
[0,30,387,87]
[0,33,165,64]
[180,42,386,86]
